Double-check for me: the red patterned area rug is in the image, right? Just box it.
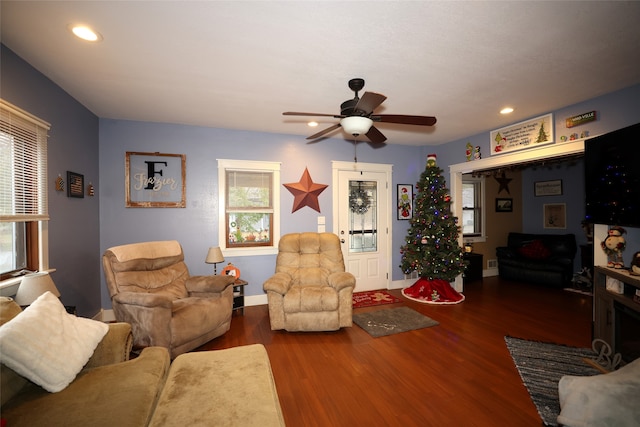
[352,290,401,309]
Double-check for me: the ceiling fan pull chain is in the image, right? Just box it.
[353,139,358,163]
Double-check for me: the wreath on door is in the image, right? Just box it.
[349,187,371,214]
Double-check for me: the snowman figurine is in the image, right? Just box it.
[601,226,627,269]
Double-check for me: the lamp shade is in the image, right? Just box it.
[340,116,373,137]
[15,272,61,305]
[205,247,224,264]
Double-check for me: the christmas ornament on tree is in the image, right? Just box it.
[400,154,466,304]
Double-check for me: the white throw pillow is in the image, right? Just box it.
[558,357,640,427]
[0,291,108,392]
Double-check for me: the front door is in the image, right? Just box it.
[333,162,392,292]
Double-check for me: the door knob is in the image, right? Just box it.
[341,239,345,243]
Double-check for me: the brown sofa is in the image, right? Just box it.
[0,297,285,426]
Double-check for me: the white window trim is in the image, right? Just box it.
[462,175,487,244]
[217,159,281,257]
[0,99,51,293]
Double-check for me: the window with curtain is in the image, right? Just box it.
[0,99,50,280]
[218,159,280,255]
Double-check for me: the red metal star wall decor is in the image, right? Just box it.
[283,167,328,213]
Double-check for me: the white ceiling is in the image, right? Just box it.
[2,1,640,146]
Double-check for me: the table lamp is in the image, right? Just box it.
[14,272,61,305]
[205,247,225,274]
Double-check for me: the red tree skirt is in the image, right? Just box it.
[401,278,465,305]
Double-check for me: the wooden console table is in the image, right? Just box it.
[592,266,640,355]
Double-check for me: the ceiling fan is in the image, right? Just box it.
[283,78,437,147]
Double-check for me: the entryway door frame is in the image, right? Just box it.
[449,139,587,292]
[332,161,393,292]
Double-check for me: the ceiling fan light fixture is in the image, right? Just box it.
[340,116,373,137]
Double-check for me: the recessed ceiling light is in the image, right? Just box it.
[500,107,514,115]
[308,121,318,127]
[69,24,102,42]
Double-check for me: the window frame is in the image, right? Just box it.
[217,159,280,256]
[461,175,487,243]
[0,100,51,289]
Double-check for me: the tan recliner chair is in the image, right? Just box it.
[263,232,356,331]
[102,240,236,358]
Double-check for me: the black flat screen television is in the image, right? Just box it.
[584,122,640,228]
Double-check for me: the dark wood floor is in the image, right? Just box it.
[198,277,593,426]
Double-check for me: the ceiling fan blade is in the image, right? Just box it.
[354,92,387,115]
[306,123,341,140]
[374,114,437,126]
[365,125,387,147]
[283,112,344,118]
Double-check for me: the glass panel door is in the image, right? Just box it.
[348,180,377,253]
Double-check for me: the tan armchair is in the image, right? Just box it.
[263,232,356,331]
[102,240,236,358]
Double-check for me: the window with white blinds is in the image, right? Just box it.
[218,159,281,256]
[0,100,50,222]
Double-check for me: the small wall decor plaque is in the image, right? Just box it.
[125,152,186,208]
[490,114,554,155]
[67,171,84,198]
[55,174,64,192]
[397,184,413,220]
[534,179,562,196]
[543,203,566,229]
[565,110,596,128]
[495,198,513,213]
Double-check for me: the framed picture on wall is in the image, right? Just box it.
[534,179,563,196]
[397,184,413,220]
[67,171,84,198]
[495,198,513,212]
[543,203,566,229]
[125,152,186,208]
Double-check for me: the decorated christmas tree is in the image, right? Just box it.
[400,154,466,304]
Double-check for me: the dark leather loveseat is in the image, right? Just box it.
[496,232,577,287]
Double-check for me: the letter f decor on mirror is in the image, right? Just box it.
[125,151,186,208]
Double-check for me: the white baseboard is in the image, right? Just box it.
[97,309,116,322]
[390,278,414,290]
[245,294,268,307]
[98,275,507,317]
[484,268,499,277]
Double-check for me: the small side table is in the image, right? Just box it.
[463,252,483,283]
[232,279,248,315]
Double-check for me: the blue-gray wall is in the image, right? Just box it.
[3,42,639,314]
[98,120,428,305]
[1,45,101,316]
[440,85,640,270]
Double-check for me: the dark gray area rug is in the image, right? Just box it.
[505,336,601,426]
[353,306,439,338]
